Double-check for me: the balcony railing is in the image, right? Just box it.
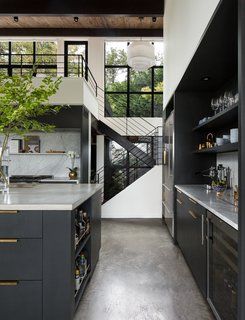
[0,53,98,96]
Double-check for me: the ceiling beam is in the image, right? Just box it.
[0,0,164,16]
[0,28,163,37]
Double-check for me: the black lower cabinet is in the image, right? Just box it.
[0,190,101,320]
[0,281,42,320]
[176,190,207,297]
[176,189,238,320]
[207,212,238,320]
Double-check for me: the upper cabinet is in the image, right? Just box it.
[163,0,220,108]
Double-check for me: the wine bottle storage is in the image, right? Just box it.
[73,190,101,312]
[75,251,90,297]
[75,209,90,249]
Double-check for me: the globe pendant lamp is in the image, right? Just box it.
[127,41,155,71]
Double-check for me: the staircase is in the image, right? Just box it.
[93,86,162,202]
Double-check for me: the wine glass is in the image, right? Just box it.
[218,96,224,113]
[223,91,234,109]
[211,98,219,115]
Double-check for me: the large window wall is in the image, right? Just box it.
[105,41,163,117]
[0,41,57,76]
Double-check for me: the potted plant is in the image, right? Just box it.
[0,71,63,192]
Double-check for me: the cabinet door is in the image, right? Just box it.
[176,193,207,297]
[0,239,42,280]
[176,192,188,256]
[186,201,206,297]
[0,281,42,320]
[208,212,238,320]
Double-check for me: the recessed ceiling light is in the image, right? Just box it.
[201,76,211,81]
[74,16,79,22]
[13,16,19,22]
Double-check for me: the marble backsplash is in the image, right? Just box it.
[2,131,81,178]
[217,151,238,188]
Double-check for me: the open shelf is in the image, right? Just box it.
[194,142,238,154]
[75,233,91,259]
[192,104,238,132]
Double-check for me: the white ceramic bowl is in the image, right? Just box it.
[216,138,224,146]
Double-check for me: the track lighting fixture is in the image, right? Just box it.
[13,16,19,22]
[74,16,79,22]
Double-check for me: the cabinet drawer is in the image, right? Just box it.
[176,188,187,205]
[163,184,173,211]
[186,197,206,216]
[0,280,42,320]
[0,239,42,280]
[0,211,42,238]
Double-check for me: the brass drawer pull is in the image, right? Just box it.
[177,189,182,194]
[177,199,182,205]
[0,239,18,243]
[0,210,18,214]
[0,281,18,286]
[188,210,197,219]
[188,198,197,205]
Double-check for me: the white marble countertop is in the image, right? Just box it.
[0,184,102,211]
[175,185,238,230]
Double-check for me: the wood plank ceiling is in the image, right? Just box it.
[0,16,163,29]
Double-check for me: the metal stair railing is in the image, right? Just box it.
[0,52,98,97]
[94,126,163,202]
[95,125,162,182]
[97,86,157,137]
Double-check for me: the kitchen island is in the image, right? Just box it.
[0,184,102,320]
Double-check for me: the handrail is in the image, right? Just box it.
[95,128,162,177]
[0,53,98,97]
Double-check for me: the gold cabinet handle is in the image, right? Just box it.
[188,198,197,205]
[0,281,18,286]
[188,210,197,219]
[163,149,167,165]
[0,239,18,243]
[0,210,18,214]
[177,199,182,205]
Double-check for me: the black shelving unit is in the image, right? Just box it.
[194,142,238,154]
[192,104,238,132]
[75,234,91,259]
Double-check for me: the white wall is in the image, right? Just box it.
[32,77,99,119]
[7,131,80,177]
[96,135,104,172]
[102,166,162,218]
[163,0,220,108]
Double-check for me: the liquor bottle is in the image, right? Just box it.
[75,269,80,291]
[79,254,87,278]
[83,211,90,234]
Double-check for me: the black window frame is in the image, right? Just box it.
[104,42,163,118]
[0,41,58,76]
[64,41,88,78]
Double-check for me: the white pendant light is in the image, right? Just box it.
[127,41,155,72]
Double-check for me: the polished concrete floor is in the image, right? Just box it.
[75,219,214,320]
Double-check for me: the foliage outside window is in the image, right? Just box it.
[0,41,57,76]
[105,41,163,117]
